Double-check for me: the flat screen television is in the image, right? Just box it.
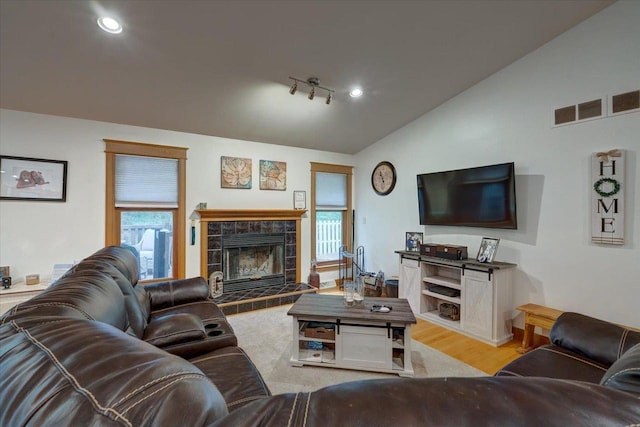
[417,162,517,229]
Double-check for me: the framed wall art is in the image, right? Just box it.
[405,232,423,252]
[476,237,499,263]
[0,155,68,201]
[221,156,252,189]
[259,160,286,190]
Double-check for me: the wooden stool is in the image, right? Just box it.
[516,303,564,354]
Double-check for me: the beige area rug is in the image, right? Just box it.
[227,304,485,395]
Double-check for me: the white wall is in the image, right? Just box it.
[354,1,640,328]
[0,110,351,283]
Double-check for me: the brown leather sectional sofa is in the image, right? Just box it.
[0,246,268,425]
[1,246,639,426]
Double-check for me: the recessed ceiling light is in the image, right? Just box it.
[349,88,363,98]
[97,16,122,34]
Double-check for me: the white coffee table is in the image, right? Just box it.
[288,293,417,377]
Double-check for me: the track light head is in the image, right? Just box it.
[289,82,297,95]
[308,87,315,100]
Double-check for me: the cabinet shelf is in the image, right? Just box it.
[298,348,336,364]
[422,290,461,304]
[422,275,461,289]
[421,309,461,327]
[298,334,335,343]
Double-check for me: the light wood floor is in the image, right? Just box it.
[319,287,521,375]
[412,317,521,374]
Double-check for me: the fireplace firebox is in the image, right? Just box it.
[222,233,285,293]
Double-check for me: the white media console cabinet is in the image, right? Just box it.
[397,251,516,346]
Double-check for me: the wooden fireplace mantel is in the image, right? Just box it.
[196,209,307,222]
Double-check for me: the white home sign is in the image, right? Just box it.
[591,149,624,245]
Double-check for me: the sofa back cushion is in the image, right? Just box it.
[550,312,640,366]
[0,318,228,425]
[71,259,148,337]
[2,271,128,331]
[600,342,640,395]
[83,245,140,287]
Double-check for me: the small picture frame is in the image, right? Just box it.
[476,237,500,263]
[405,232,423,252]
[0,155,68,201]
[293,190,306,210]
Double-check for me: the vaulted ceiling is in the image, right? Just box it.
[0,0,614,154]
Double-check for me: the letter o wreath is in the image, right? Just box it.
[593,177,620,198]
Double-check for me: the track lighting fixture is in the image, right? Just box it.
[288,76,335,105]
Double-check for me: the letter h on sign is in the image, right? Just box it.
[591,149,624,245]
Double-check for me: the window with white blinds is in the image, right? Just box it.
[115,155,178,207]
[315,172,347,210]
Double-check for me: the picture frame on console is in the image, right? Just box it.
[0,155,68,201]
[405,232,423,252]
[476,237,499,263]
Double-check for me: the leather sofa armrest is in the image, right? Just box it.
[600,343,640,395]
[550,312,640,366]
[145,277,210,310]
[143,313,206,347]
[160,320,238,359]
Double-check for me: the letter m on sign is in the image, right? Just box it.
[591,150,624,245]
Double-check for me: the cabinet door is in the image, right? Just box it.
[399,257,420,313]
[462,270,494,339]
[336,325,391,369]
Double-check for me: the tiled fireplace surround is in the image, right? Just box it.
[198,209,315,315]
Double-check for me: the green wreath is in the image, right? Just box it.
[593,177,620,197]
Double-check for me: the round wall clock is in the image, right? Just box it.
[371,161,397,196]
